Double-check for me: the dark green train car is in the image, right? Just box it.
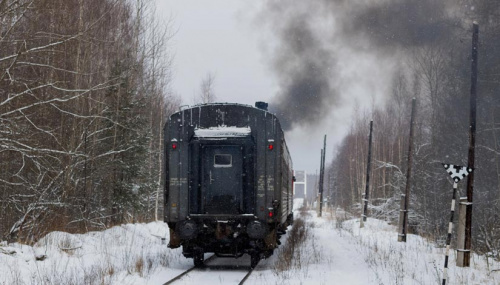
[163,102,294,268]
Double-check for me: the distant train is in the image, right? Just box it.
[163,102,294,268]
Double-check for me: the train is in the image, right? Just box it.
[163,102,294,268]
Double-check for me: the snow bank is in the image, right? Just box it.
[247,208,500,285]
[1,206,499,284]
[340,217,500,284]
[0,222,183,285]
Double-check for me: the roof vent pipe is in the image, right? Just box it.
[255,101,268,111]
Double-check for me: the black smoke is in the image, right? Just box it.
[343,0,455,49]
[267,12,337,130]
[261,0,458,130]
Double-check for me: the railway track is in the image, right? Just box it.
[163,255,259,285]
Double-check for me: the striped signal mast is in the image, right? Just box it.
[441,163,473,285]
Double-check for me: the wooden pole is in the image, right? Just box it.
[319,135,327,217]
[397,194,405,234]
[463,21,479,267]
[456,197,468,267]
[318,149,324,217]
[83,127,87,212]
[398,98,417,242]
[312,169,318,207]
[362,121,373,222]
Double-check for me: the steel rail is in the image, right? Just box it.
[163,255,259,285]
[238,259,259,285]
[162,255,216,285]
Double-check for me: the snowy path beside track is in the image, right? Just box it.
[241,211,374,285]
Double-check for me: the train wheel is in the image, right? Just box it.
[193,253,204,267]
[250,253,260,269]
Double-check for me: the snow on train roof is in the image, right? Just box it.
[194,125,251,137]
[178,102,270,114]
[188,102,254,109]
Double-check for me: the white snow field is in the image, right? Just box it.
[1,200,499,284]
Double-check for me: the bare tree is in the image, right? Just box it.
[0,0,180,241]
[199,72,217,104]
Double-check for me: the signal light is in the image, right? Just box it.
[268,208,274,218]
[172,143,177,150]
[268,144,273,150]
[269,211,273,218]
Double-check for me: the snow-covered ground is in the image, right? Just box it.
[336,217,500,284]
[1,200,499,284]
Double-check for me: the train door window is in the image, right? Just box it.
[214,154,232,167]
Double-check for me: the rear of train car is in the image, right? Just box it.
[163,102,294,267]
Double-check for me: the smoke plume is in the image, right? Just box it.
[342,0,455,49]
[266,8,338,131]
[261,0,458,130]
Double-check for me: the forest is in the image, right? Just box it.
[2,0,500,264]
[325,1,500,259]
[0,0,180,242]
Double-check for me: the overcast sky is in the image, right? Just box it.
[155,1,390,174]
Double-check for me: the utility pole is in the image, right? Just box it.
[83,127,87,212]
[463,21,479,267]
[362,121,373,224]
[313,169,318,207]
[318,149,324,217]
[318,135,327,217]
[398,98,417,242]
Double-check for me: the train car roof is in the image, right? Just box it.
[171,102,275,117]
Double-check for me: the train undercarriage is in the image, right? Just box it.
[168,214,292,268]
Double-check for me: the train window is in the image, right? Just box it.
[214,154,232,167]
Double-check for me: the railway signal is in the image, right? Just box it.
[441,163,473,285]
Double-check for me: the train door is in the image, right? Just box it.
[202,145,243,214]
